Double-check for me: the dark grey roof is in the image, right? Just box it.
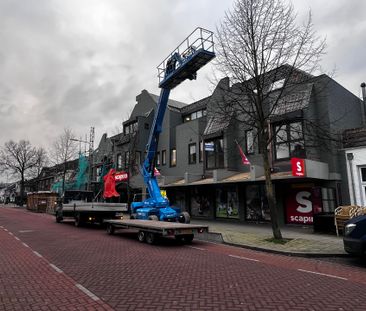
[343,127,366,148]
[149,93,187,109]
[181,96,210,114]
[271,83,313,116]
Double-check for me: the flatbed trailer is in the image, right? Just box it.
[104,219,208,244]
[56,202,128,227]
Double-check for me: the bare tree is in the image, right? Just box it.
[49,128,78,195]
[214,0,326,239]
[30,147,49,178]
[0,140,40,200]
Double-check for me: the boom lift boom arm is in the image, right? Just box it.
[132,28,215,219]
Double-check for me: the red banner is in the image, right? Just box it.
[103,169,120,198]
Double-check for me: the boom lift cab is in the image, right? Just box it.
[131,28,215,223]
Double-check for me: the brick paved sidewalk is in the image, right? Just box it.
[0,224,113,311]
[193,220,347,257]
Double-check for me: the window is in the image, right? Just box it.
[199,141,203,162]
[216,187,239,219]
[156,152,160,166]
[274,121,304,160]
[124,121,138,135]
[245,129,254,154]
[189,143,197,164]
[135,151,141,166]
[321,188,336,213]
[170,149,177,167]
[124,151,130,168]
[162,150,167,166]
[205,137,224,169]
[117,154,123,170]
[183,109,207,122]
[269,78,285,92]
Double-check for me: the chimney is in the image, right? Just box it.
[362,82,366,125]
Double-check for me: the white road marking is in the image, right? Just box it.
[229,254,260,262]
[14,237,20,241]
[76,284,100,301]
[49,264,63,273]
[22,242,29,248]
[8,232,13,235]
[33,251,42,258]
[297,269,348,281]
[4,228,8,232]
[19,230,34,233]
[187,246,206,251]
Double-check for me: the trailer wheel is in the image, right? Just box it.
[130,213,137,219]
[74,213,83,227]
[178,212,190,224]
[145,232,156,245]
[55,212,63,223]
[137,231,145,242]
[107,224,115,235]
[148,215,159,221]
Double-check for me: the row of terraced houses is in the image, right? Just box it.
[25,65,366,231]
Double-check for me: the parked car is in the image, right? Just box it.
[343,215,366,256]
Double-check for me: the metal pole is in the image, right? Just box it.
[347,153,356,205]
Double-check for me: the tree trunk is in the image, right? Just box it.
[260,137,283,240]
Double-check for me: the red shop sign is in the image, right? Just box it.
[115,171,128,182]
[291,158,305,177]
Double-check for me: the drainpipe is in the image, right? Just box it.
[347,152,356,205]
[361,82,366,125]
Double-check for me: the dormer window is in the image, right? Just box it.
[183,109,207,122]
[269,79,285,92]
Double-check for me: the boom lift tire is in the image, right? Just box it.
[178,212,191,224]
[148,215,159,221]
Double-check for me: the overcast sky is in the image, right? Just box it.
[0,0,365,175]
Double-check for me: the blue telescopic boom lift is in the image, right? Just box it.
[130,28,215,222]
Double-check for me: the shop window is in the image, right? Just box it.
[191,188,212,217]
[170,148,177,167]
[215,188,239,219]
[205,137,224,169]
[188,143,197,164]
[321,188,336,213]
[245,185,270,221]
[274,121,304,160]
[162,150,166,165]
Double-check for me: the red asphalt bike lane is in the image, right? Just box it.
[2,206,366,311]
[0,212,113,310]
